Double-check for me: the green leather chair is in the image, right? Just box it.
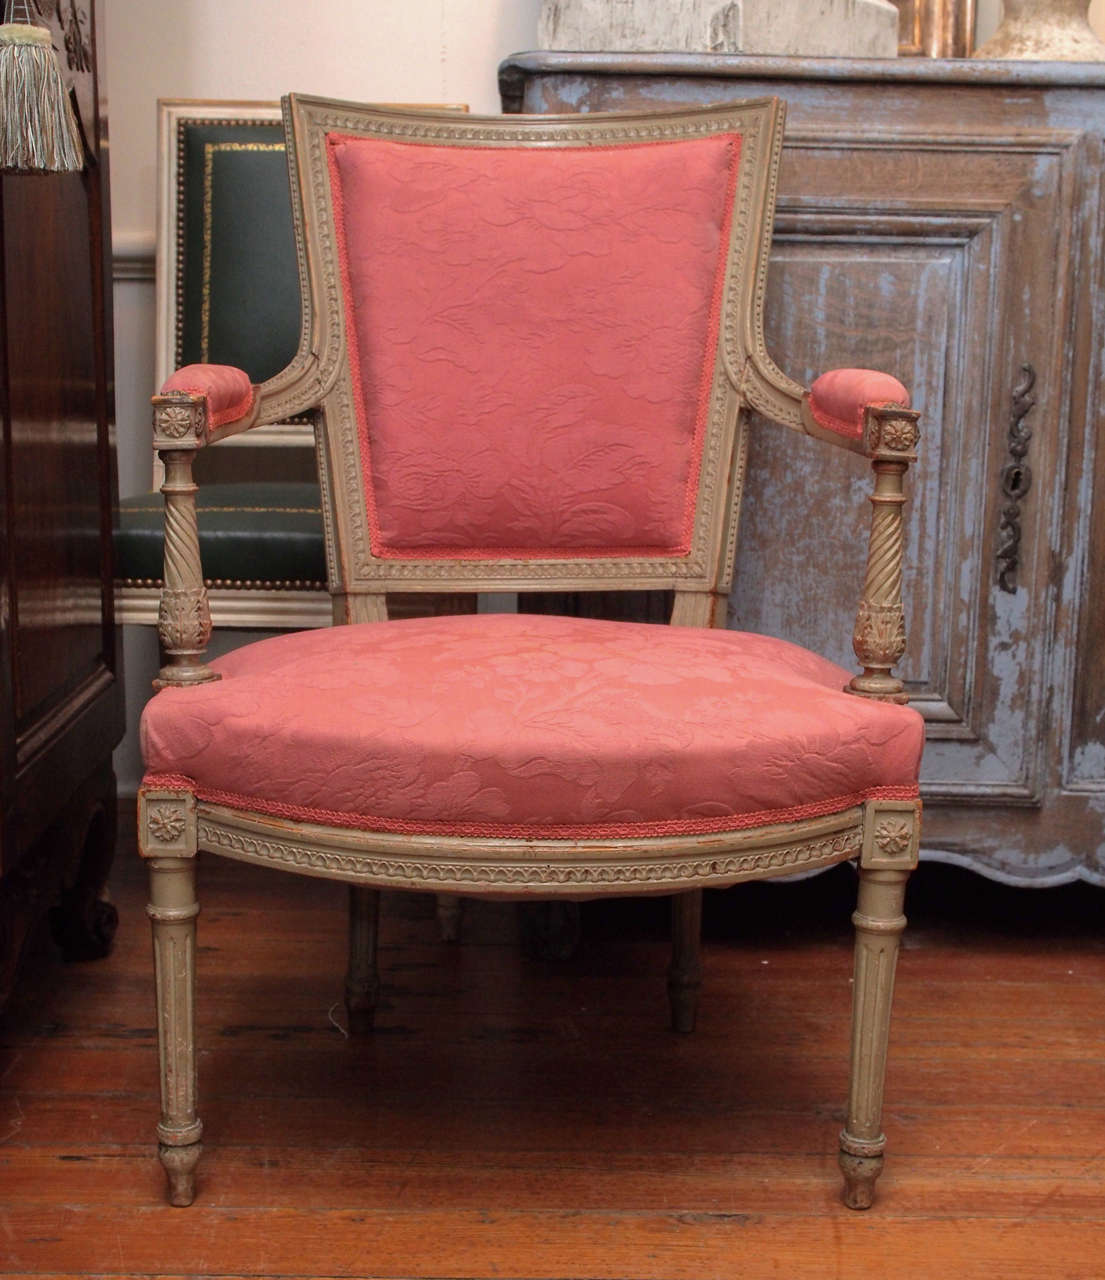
[114,103,331,630]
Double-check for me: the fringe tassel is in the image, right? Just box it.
[0,23,82,172]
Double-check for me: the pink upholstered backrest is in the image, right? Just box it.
[327,133,737,558]
[285,98,786,592]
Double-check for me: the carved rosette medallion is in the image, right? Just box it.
[879,417,919,453]
[138,790,197,859]
[873,818,912,858]
[863,410,920,460]
[149,805,187,844]
[861,803,919,869]
[154,400,206,446]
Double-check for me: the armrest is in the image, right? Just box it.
[153,363,258,444]
[802,368,910,455]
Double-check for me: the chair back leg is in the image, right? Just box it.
[345,885,381,1034]
[435,892,463,942]
[668,888,704,1033]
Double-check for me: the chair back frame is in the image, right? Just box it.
[267,96,788,615]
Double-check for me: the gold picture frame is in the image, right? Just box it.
[892,0,975,56]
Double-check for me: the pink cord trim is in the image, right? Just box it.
[140,774,918,841]
[326,131,741,563]
[141,772,197,792]
[166,385,255,429]
[208,386,255,428]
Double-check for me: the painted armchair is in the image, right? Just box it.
[139,96,923,1211]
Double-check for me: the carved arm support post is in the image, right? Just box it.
[151,394,220,689]
[848,407,921,704]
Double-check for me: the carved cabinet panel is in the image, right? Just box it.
[501,53,1105,883]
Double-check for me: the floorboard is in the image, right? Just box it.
[0,809,1102,1279]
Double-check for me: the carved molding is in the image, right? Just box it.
[861,800,921,870]
[996,363,1036,594]
[157,588,212,654]
[196,812,863,894]
[153,398,206,447]
[148,805,187,845]
[854,600,907,669]
[864,411,920,459]
[139,790,198,860]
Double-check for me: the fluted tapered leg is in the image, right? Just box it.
[840,863,910,1209]
[346,886,381,1035]
[148,853,202,1206]
[668,889,703,1033]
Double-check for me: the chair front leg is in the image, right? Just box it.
[839,801,920,1209]
[140,788,202,1205]
[345,886,381,1034]
[668,888,703,1033]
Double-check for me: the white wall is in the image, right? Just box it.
[107,0,543,251]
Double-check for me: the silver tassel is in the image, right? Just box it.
[0,22,83,172]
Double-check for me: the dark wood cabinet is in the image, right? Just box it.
[0,0,123,1007]
[502,51,1105,885]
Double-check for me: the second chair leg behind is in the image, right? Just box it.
[345,885,381,1034]
[668,888,703,1033]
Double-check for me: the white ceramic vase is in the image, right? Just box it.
[973,0,1105,59]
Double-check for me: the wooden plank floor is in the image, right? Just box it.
[1,810,1103,1280]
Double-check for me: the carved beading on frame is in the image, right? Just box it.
[196,815,863,894]
[848,406,920,705]
[995,363,1036,594]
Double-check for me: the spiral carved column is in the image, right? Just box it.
[848,408,920,704]
[152,394,219,688]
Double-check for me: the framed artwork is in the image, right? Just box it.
[891,0,975,56]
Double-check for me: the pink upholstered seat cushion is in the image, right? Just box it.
[141,614,922,839]
[326,132,740,557]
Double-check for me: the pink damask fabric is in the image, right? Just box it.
[326,133,741,558]
[160,364,254,428]
[808,369,910,441]
[141,614,922,839]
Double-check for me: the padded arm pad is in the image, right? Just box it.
[805,369,910,443]
[159,364,255,429]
